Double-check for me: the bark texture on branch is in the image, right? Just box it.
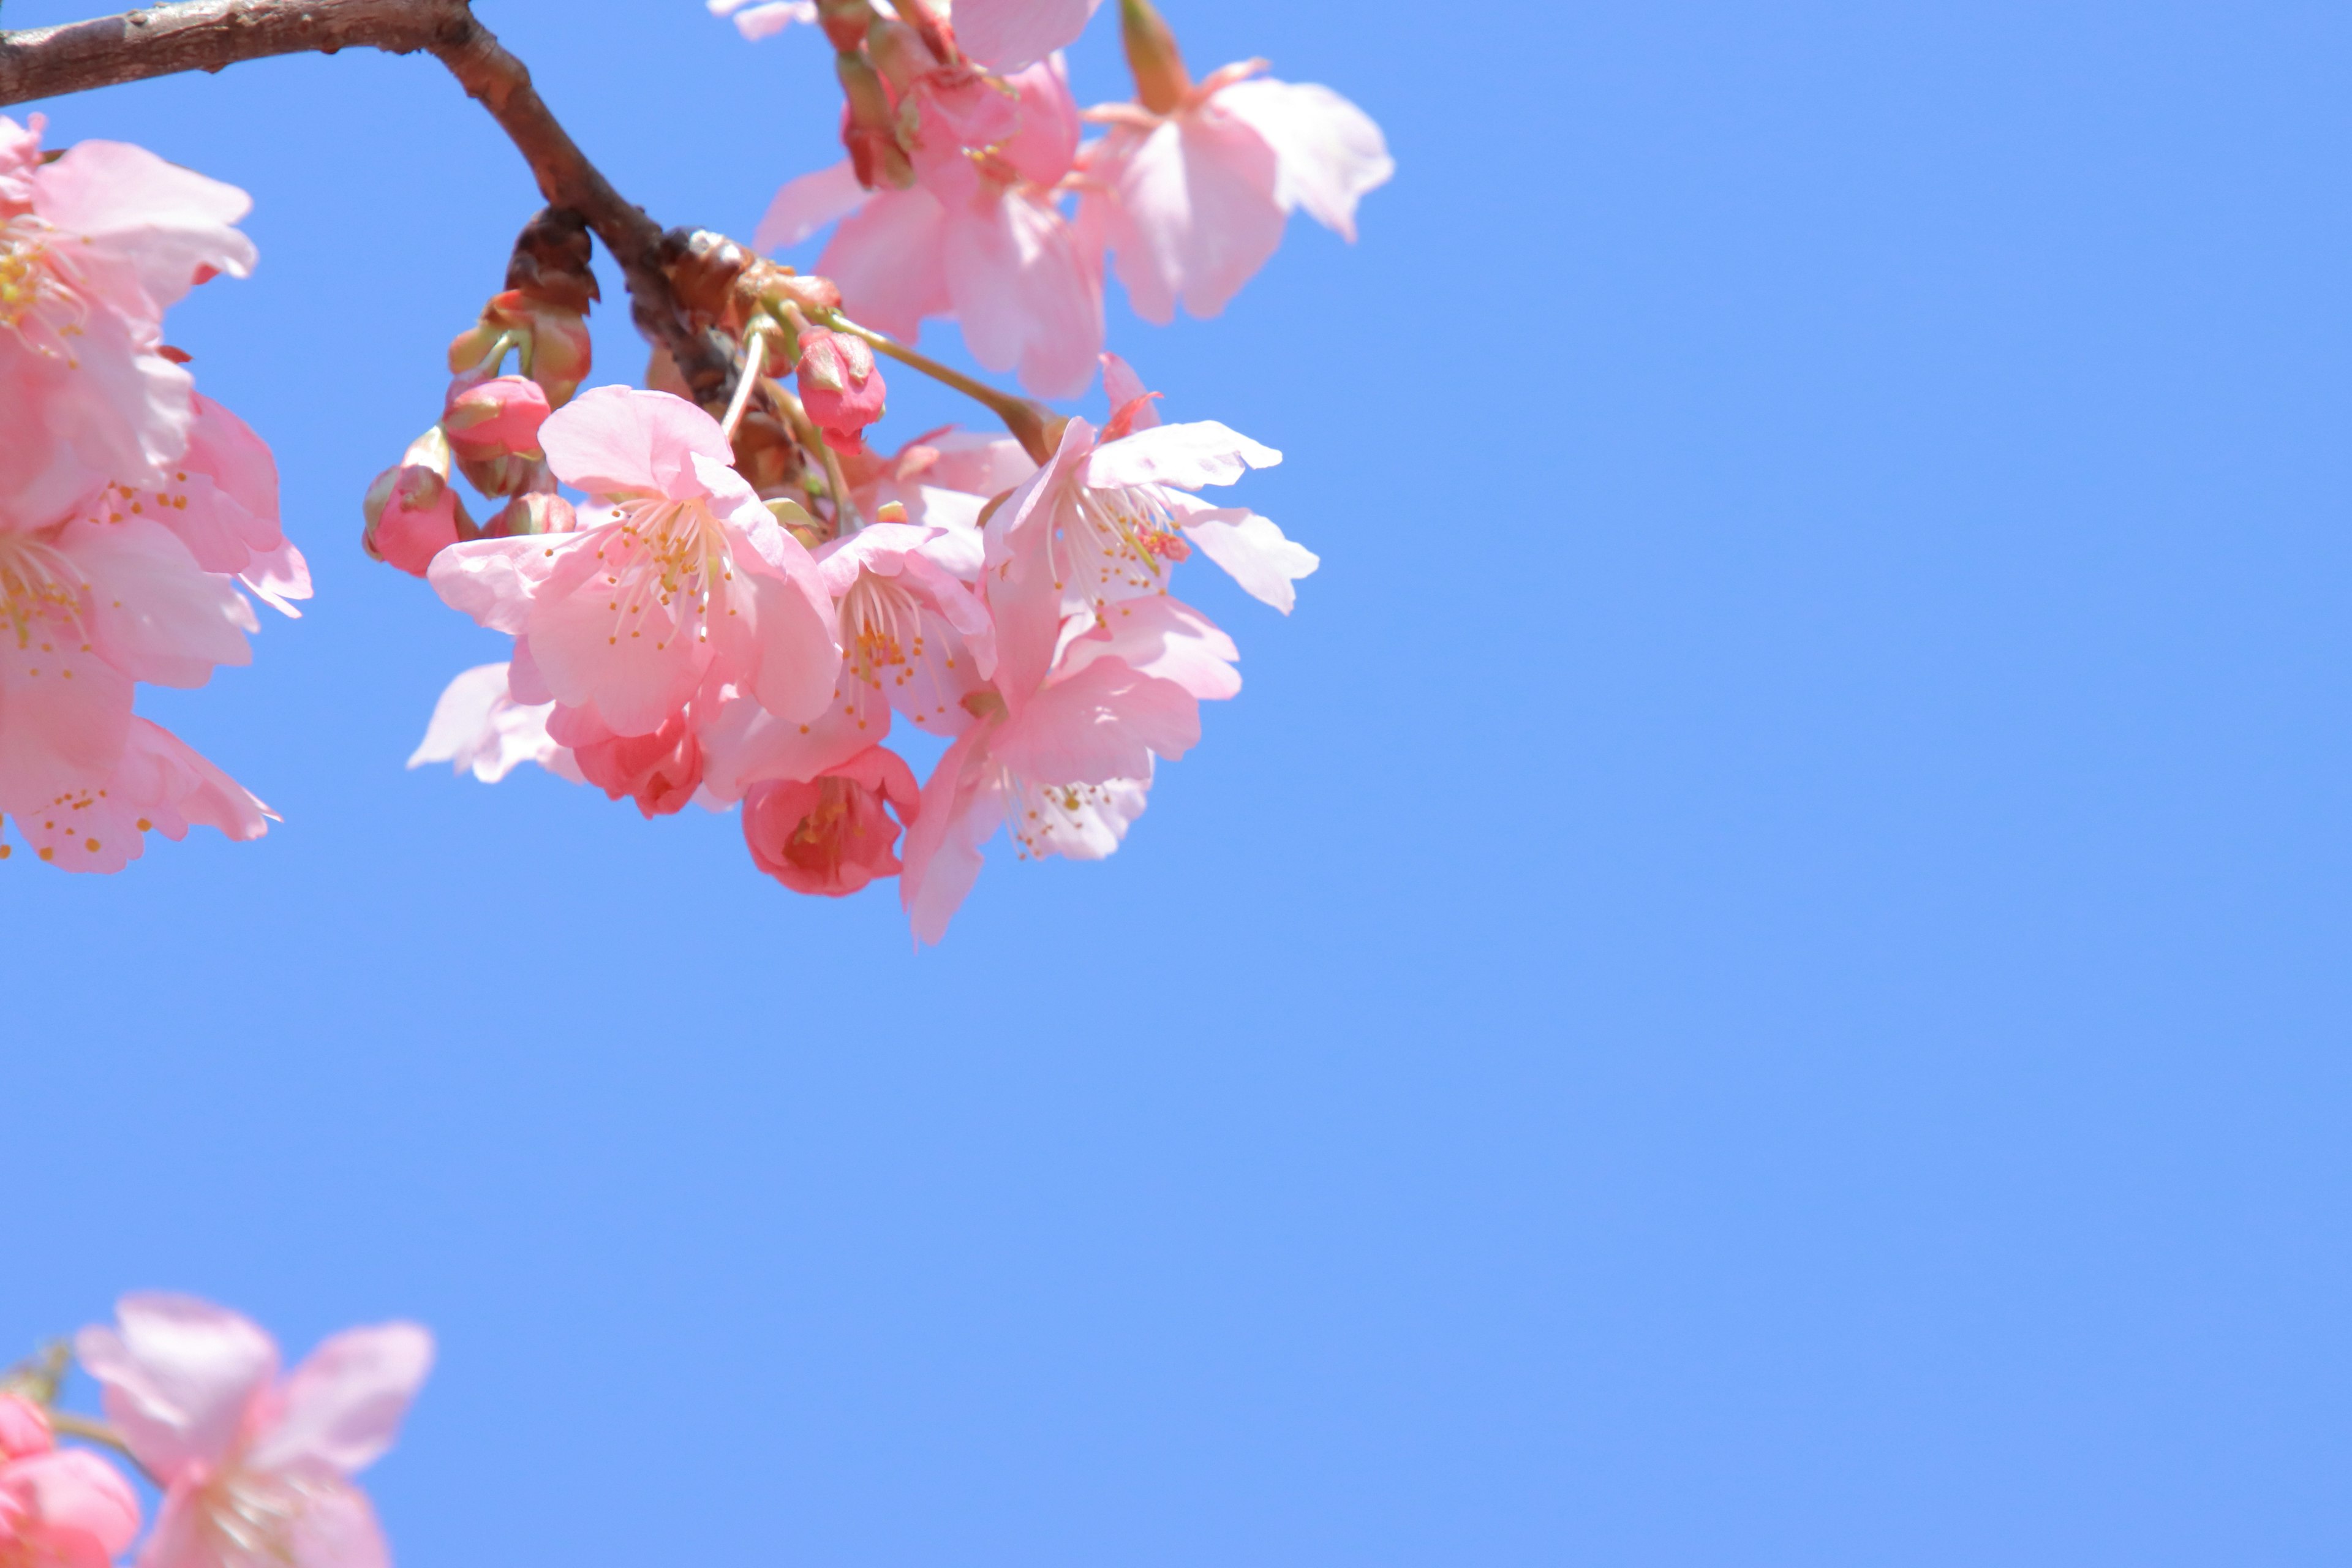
[0,0,731,394]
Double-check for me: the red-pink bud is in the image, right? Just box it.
[565,709,703,818]
[741,746,919,895]
[443,374,551,462]
[795,328,886,453]
[362,427,470,576]
[0,1393,52,1461]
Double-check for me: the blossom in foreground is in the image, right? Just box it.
[77,1294,432,1568]
[706,520,997,796]
[0,1391,141,1568]
[1079,0,1393,324]
[0,114,258,523]
[0,117,296,872]
[429,385,840,737]
[899,593,1237,943]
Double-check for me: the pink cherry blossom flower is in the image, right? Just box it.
[742,743,920,896]
[1079,63,1392,323]
[10,716,271,873]
[979,409,1305,703]
[898,592,1237,943]
[1092,353,1320,612]
[428,386,841,738]
[548,701,704,818]
[160,395,313,617]
[0,1393,142,1568]
[793,329,887,452]
[407,662,578,785]
[76,1294,431,1568]
[0,115,258,526]
[701,521,995,801]
[758,59,1104,398]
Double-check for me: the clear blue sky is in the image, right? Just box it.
[7,1,2350,1562]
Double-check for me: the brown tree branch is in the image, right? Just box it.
[0,0,731,395]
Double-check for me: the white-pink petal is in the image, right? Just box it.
[246,1323,434,1476]
[1213,77,1393,242]
[76,1294,279,1483]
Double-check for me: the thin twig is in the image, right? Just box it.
[0,0,729,390]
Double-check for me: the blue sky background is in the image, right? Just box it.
[6,1,2350,1561]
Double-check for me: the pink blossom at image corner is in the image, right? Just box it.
[0,1391,142,1568]
[74,1294,431,1568]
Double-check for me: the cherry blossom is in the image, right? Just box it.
[0,1391,141,1568]
[0,114,258,527]
[701,521,996,801]
[1079,42,1392,324]
[793,328,888,452]
[758,58,1104,398]
[77,1294,431,1568]
[899,593,1238,943]
[742,742,920,896]
[428,385,840,739]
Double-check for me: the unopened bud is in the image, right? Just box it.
[765,496,826,549]
[443,374,551,463]
[362,426,471,576]
[1120,0,1192,115]
[486,491,578,539]
[448,290,594,407]
[837,51,916,189]
[795,329,886,452]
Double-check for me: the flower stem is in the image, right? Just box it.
[761,377,861,538]
[45,1411,162,1488]
[720,322,775,443]
[820,313,1059,465]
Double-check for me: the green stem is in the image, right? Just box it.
[820,312,1058,465]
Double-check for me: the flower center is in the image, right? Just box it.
[839,570,924,690]
[597,497,732,652]
[0,530,88,650]
[198,1466,333,1567]
[1059,483,1189,615]
[0,216,86,363]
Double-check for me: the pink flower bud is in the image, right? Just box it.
[443,374,551,462]
[362,427,471,577]
[795,329,886,453]
[742,746,919,896]
[485,491,577,540]
[560,707,703,818]
[0,1395,52,1461]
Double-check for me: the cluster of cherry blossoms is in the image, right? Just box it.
[4,0,1384,942]
[394,0,1383,941]
[0,113,307,871]
[2,1296,430,1568]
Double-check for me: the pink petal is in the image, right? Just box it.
[1175,505,1317,613]
[1212,77,1393,242]
[247,1324,432,1476]
[68,517,255,688]
[898,728,1004,945]
[1082,419,1280,490]
[951,0,1099,71]
[943,189,1102,399]
[34,139,256,311]
[539,386,732,500]
[816,184,953,343]
[76,1295,278,1482]
[1097,109,1284,322]
[753,160,870,253]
